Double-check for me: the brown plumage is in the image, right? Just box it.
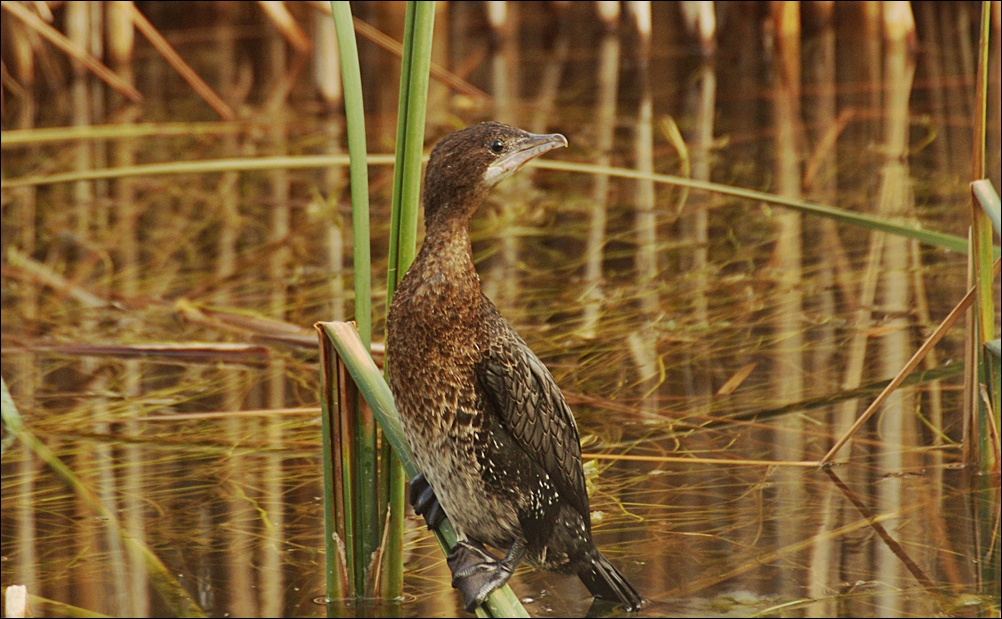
[386,122,644,612]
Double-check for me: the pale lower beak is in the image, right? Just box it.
[484,132,568,186]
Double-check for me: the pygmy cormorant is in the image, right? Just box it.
[386,122,644,612]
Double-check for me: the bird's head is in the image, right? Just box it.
[422,122,567,228]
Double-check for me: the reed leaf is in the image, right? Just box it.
[972,180,1001,236]
[535,160,998,258]
[0,154,394,189]
[317,322,530,618]
[330,1,371,350]
[0,121,246,146]
[3,150,997,265]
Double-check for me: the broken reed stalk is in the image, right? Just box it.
[821,257,1002,465]
[317,322,530,618]
[328,0,376,601]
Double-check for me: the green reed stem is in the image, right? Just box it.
[330,0,377,599]
[381,0,436,599]
[969,1,998,470]
[386,1,435,300]
[1,379,205,618]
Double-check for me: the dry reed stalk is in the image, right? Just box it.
[4,585,28,619]
[580,1,620,339]
[680,31,717,404]
[822,257,1001,465]
[875,7,918,606]
[0,0,142,101]
[483,0,522,312]
[127,2,235,119]
[259,0,312,53]
[768,3,805,603]
[7,22,43,603]
[716,363,756,396]
[803,42,845,608]
[804,0,838,396]
[260,22,291,617]
[306,0,491,105]
[203,6,256,615]
[529,3,569,136]
[918,2,953,173]
[136,407,317,422]
[940,4,973,175]
[823,468,940,598]
[909,239,945,463]
[769,0,804,408]
[311,6,347,322]
[107,3,149,614]
[632,1,657,319]
[259,1,311,112]
[0,122,249,147]
[680,0,716,55]
[957,3,977,112]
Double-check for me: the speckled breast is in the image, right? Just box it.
[386,274,521,547]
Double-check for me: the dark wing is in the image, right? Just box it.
[477,309,590,522]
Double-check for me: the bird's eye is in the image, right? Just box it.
[489,139,504,154]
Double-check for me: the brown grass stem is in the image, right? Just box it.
[258,1,312,54]
[821,257,1002,465]
[127,3,235,120]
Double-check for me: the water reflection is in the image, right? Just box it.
[2,2,999,618]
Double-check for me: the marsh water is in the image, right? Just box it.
[1,2,1000,617]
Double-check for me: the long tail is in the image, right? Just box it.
[578,551,645,612]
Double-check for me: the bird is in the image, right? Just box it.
[385,121,644,613]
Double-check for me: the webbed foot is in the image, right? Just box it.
[408,472,446,530]
[446,539,526,612]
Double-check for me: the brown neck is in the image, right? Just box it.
[412,215,481,298]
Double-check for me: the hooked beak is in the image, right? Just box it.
[484,132,568,187]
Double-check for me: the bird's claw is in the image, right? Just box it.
[408,472,447,530]
[447,541,513,612]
